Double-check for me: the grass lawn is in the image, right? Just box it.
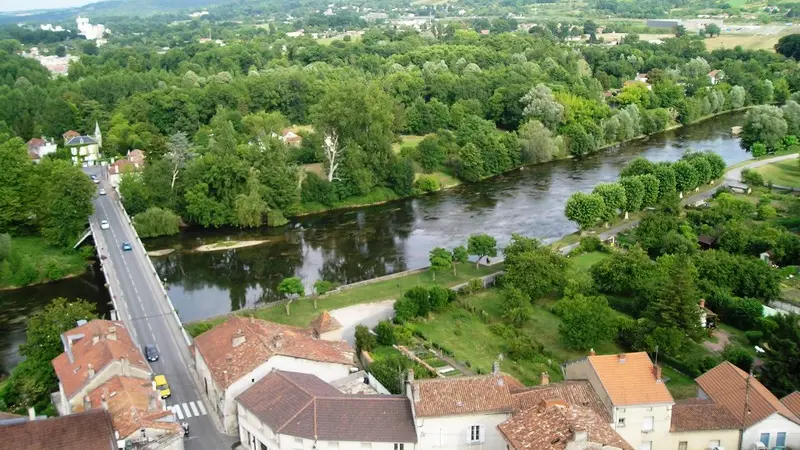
[704,34,783,51]
[662,366,697,400]
[755,159,800,187]
[420,171,460,189]
[568,251,608,275]
[0,237,88,289]
[392,134,428,154]
[185,262,502,334]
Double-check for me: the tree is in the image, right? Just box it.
[730,85,746,109]
[355,324,376,352]
[429,247,452,281]
[416,135,447,173]
[501,286,533,327]
[776,34,800,60]
[643,255,702,339]
[55,45,66,57]
[653,164,677,200]
[619,177,645,213]
[518,120,560,164]
[521,83,564,130]
[375,320,395,346]
[782,100,800,136]
[565,192,605,229]
[620,157,655,177]
[165,132,192,190]
[278,276,304,316]
[591,246,654,298]
[672,160,699,192]
[451,246,468,275]
[637,174,661,206]
[759,313,800,396]
[704,23,721,37]
[593,182,627,221]
[455,143,484,182]
[674,24,687,37]
[467,234,497,268]
[741,105,788,151]
[504,246,568,300]
[552,294,616,350]
[37,160,96,247]
[322,132,343,182]
[132,207,180,238]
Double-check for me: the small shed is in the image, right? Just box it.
[697,234,718,250]
[728,182,751,194]
[310,311,344,341]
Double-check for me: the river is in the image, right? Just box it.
[0,112,751,373]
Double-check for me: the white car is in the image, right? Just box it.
[93,179,101,184]
[100,220,110,230]
[99,188,106,195]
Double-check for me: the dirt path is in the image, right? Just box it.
[703,329,731,353]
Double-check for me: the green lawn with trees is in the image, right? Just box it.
[755,159,800,187]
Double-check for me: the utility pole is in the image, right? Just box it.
[738,366,754,450]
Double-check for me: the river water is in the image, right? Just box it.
[0,111,750,373]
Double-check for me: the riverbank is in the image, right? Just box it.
[0,237,89,290]
[194,240,266,252]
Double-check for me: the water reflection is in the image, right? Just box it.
[149,112,750,322]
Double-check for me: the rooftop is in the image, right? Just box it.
[310,311,342,335]
[65,135,97,146]
[0,409,116,450]
[409,372,522,417]
[498,401,633,450]
[587,352,673,406]
[193,316,354,389]
[237,370,417,443]
[512,380,611,423]
[670,398,741,432]
[62,130,80,139]
[331,370,381,395]
[78,375,181,438]
[782,391,800,418]
[696,361,800,427]
[52,320,149,399]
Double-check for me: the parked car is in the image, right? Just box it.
[100,220,110,230]
[93,178,100,184]
[121,242,132,251]
[154,374,171,399]
[145,344,160,362]
[99,188,106,195]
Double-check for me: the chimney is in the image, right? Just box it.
[120,356,130,376]
[492,361,500,375]
[699,299,706,309]
[541,372,550,385]
[28,407,36,421]
[87,363,95,378]
[101,394,108,410]
[572,430,589,443]
[589,348,596,356]
[106,326,117,341]
[273,334,283,350]
[653,365,663,382]
[617,353,626,363]
[407,369,415,383]
[83,395,91,411]
[232,330,246,348]
[92,334,100,345]
[412,384,420,403]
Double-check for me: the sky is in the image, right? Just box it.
[0,0,99,12]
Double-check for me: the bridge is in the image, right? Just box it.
[83,165,232,450]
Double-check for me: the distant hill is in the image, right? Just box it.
[0,0,235,24]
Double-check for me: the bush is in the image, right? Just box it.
[468,278,484,292]
[741,168,765,187]
[132,207,181,238]
[745,330,763,345]
[393,324,413,345]
[577,236,604,253]
[375,320,395,346]
[355,324,376,352]
[314,280,336,295]
[301,172,338,206]
[413,175,441,194]
[722,344,755,371]
[428,286,450,311]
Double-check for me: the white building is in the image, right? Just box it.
[26,137,57,163]
[76,16,106,40]
[66,122,102,167]
[696,361,800,450]
[667,399,741,450]
[237,370,417,450]
[192,316,355,434]
[405,370,525,450]
[564,352,675,450]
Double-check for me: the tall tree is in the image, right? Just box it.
[428,247,452,281]
[467,234,497,268]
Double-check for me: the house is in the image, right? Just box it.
[280,129,302,146]
[696,361,800,449]
[511,377,611,423]
[697,234,718,250]
[708,70,723,85]
[109,149,146,187]
[667,398,740,450]
[0,408,117,450]
[26,137,57,162]
[65,122,102,167]
[51,319,151,415]
[236,370,417,450]
[192,316,355,433]
[498,399,633,450]
[77,375,183,449]
[782,391,800,417]
[563,352,675,450]
[405,368,525,449]
[310,311,344,341]
[62,130,81,141]
[699,299,718,329]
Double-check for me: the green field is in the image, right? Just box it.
[392,134,428,154]
[755,159,800,187]
[0,237,88,289]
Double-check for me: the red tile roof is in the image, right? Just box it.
[670,398,740,431]
[28,150,41,161]
[310,311,342,335]
[782,391,800,417]
[587,352,673,406]
[26,138,45,148]
[696,361,800,427]
[62,130,80,139]
[52,320,149,400]
[77,375,181,438]
[409,373,520,417]
[193,316,354,389]
[237,370,417,443]
[0,409,116,450]
[512,380,611,423]
[498,402,633,450]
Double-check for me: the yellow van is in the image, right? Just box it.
[154,374,171,399]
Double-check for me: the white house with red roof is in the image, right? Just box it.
[192,316,355,433]
[26,137,57,162]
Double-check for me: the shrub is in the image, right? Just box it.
[577,236,604,253]
[301,172,338,206]
[393,324,413,345]
[722,344,755,371]
[413,175,441,194]
[741,168,765,187]
[428,286,450,311]
[355,324,376,352]
[133,207,181,238]
[314,280,336,295]
[375,320,395,346]
[745,330,763,345]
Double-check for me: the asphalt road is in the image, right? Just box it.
[85,166,232,450]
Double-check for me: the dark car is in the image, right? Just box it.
[121,242,132,251]
[145,345,159,362]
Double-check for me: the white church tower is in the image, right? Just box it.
[94,121,102,148]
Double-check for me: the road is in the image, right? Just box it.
[85,166,233,450]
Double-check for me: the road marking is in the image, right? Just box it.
[170,405,184,420]
[182,403,193,418]
[190,401,200,416]
[197,401,207,415]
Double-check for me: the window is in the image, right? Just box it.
[760,433,771,446]
[617,417,626,428]
[678,442,687,450]
[468,425,484,443]
[777,432,787,447]
[639,441,652,450]
[642,416,654,432]
[394,445,404,450]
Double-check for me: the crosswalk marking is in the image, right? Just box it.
[190,402,200,416]
[197,401,207,415]
[169,401,208,421]
[182,403,193,418]
[170,405,183,420]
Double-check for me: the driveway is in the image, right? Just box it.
[329,300,396,346]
